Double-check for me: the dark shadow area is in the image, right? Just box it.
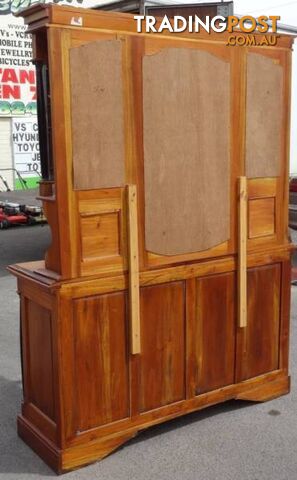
[125,398,255,448]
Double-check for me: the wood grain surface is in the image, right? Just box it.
[143,47,230,255]
[70,39,125,190]
[80,212,120,258]
[194,273,236,394]
[236,263,281,382]
[73,292,129,430]
[248,197,275,239]
[139,282,185,411]
[25,300,55,421]
[238,176,247,328]
[127,185,141,355]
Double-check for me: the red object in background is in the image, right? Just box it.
[0,207,28,229]
[0,201,46,229]
[289,177,297,230]
[290,178,297,192]
[290,178,297,283]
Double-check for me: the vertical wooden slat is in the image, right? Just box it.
[127,184,141,354]
[238,176,247,328]
[186,278,197,399]
[47,29,79,278]
[279,259,291,373]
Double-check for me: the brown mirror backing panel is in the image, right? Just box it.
[246,52,283,178]
[70,39,125,190]
[143,48,231,256]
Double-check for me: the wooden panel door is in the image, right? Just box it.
[188,273,236,396]
[139,282,186,412]
[129,36,240,270]
[236,264,281,382]
[73,292,129,431]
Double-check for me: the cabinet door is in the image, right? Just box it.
[73,292,129,432]
[236,264,281,382]
[188,273,236,396]
[139,282,186,412]
[137,38,239,269]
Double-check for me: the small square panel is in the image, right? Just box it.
[80,212,120,259]
[249,197,275,239]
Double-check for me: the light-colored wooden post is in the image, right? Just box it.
[238,176,247,328]
[127,184,141,354]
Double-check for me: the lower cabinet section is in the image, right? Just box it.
[68,264,282,424]
[15,259,290,472]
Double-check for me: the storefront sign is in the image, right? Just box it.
[0,21,36,115]
[0,0,91,116]
[12,116,40,187]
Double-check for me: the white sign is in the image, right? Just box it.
[0,22,36,116]
[0,0,96,116]
[0,0,91,16]
[12,117,40,178]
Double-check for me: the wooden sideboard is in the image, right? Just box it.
[9,4,294,473]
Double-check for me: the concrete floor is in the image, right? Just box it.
[0,226,297,479]
[0,225,50,276]
[0,188,41,207]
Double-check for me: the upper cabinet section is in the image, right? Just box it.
[246,52,284,178]
[70,39,125,190]
[21,4,293,278]
[143,47,231,256]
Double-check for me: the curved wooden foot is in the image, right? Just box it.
[18,414,137,474]
[61,430,137,473]
[235,375,290,402]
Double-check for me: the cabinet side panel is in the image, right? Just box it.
[236,264,281,382]
[70,39,125,190]
[139,282,185,412]
[73,292,129,431]
[195,273,236,395]
[26,300,55,421]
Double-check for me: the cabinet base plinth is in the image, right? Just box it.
[17,416,61,473]
[17,415,137,474]
[236,375,290,402]
[17,374,290,474]
[61,431,137,473]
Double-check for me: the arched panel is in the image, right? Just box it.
[246,52,283,178]
[143,48,230,256]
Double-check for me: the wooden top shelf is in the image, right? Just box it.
[8,261,61,286]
